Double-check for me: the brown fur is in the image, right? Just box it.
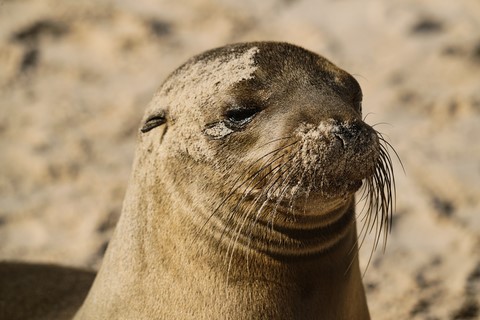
[1,42,396,319]
[76,42,378,319]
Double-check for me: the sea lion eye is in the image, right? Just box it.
[225,106,260,127]
[141,112,167,133]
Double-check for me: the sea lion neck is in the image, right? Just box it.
[189,195,357,261]
[77,184,367,319]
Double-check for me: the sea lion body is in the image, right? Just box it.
[0,262,95,320]
[2,42,396,319]
[76,42,387,320]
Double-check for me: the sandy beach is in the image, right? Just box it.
[1,0,479,318]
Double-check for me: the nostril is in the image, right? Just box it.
[333,132,347,148]
[333,124,355,145]
[331,122,363,148]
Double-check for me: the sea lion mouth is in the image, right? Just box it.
[240,120,379,201]
[247,178,363,203]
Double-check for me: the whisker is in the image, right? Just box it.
[220,142,300,242]
[362,112,375,122]
[223,156,289,257]
[222,141,300,282]
[257,136,293,148]
[350,128,400,276]
[225,155,299,282]
[193,139,298,245]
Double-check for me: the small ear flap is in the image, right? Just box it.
[141,110,168,133]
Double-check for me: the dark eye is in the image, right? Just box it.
[141,113,167,133]
[225,107,260,127]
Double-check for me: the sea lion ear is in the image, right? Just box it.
[141,109,168,133]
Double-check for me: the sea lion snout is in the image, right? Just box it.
[331,121,368,148]
[296,119,378,153]
[290,119,379,197]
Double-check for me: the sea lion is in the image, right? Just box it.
[75,42,395,319]
[1,42,395,320]
[0,262,95,320]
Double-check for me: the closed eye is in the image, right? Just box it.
[141,113,167,133]
[224,106,260,127]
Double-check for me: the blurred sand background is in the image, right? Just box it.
[0,0,479,319]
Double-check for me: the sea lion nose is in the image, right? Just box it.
[330,121,372,148]
[333,130,349,148]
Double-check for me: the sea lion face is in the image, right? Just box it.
[141,42,377,207]
[138,42,394,239]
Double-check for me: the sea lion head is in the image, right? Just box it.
[137,42,395,257]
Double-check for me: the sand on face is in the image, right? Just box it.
[0,1,479,319]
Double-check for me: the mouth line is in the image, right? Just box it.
[236,185,357,221]
[247,178,363,199]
